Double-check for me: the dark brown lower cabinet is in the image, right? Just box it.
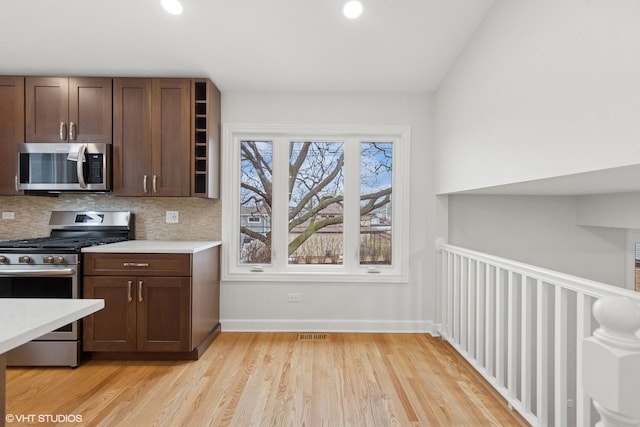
[83,248,220,360]
[83,276,190,352]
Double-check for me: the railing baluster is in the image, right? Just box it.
[507,270,517,400]
[496,267,505,388]
[485,264,495,378]
[447,252,453,339]
[453,254,460,343]
[468,258,475,356]
[476,261,484,365]
[461,256,468,351]
[536,280,550,425]
[555,286,568,426]
[521,274,532,413]
[442,250,449,338]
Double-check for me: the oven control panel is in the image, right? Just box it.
[0,253,78,266]
[43,256,68,264]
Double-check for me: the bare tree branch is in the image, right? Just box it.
[289,149,344,221]
[288,215,344,255]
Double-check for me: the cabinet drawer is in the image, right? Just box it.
[84,253,191,276]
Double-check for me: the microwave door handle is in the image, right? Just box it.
[76,144,88,188]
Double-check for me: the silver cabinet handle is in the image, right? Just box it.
[59,121,67,140]
[127,280,133,302]
[152,175,157,193]
[123,262,150,267]
[14,175,18,193]
[69,121,76,140]
[143,175,148,194]
[138,280,143,302]
[76,144,87,188]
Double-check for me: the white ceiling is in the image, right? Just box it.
[0,0,495,92]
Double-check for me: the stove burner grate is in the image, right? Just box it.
[0,236,128,250]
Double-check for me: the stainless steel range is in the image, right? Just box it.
[0,211,132,367]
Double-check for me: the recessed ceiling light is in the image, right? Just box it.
[343,1,363,19]
[161,0,183,15]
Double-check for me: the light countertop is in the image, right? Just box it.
[0,299,104,354]
[81,240,222,254]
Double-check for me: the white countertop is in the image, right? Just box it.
[0,299,104,354]
[81,240,221,254]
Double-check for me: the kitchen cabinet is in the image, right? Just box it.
[113,78,191,197]
[25,77,112,143]
[0,77,24,195]
[82,245,220,359]
[191,79,220,198]
[83,275,191,352]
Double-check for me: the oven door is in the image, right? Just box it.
[0,267,79,340]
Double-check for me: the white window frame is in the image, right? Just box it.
[222,124,411,283]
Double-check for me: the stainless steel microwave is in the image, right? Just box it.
[18,143,111,191]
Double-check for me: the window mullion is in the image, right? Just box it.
[272,137,290,271]
[343,139,361,271]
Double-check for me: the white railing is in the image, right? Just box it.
[436,241,640,427]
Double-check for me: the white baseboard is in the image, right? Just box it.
[221,319,442,335]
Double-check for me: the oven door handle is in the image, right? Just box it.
[0,268,76,277]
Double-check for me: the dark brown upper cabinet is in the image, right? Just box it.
[0,77,24,195]
[25,77,112,143]
[191,79,220,199]
[113,78,190,197]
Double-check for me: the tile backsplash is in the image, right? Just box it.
[0,195,221,241]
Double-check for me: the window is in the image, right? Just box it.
[223,125,410,283]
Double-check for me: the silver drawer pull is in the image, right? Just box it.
[123,262,150,267]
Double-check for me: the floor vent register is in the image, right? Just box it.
[298,333,329,341]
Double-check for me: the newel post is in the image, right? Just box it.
[583,296,640,427]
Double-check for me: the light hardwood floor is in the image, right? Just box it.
[6,333,529,426]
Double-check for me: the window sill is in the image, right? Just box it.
[221,270,409,284]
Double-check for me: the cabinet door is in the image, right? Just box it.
[137,276,191,352]
[25,77,69,142]
[83,276,137,352]
[113,78,153,196]
[0,77,24,195]
[151,79,191,197]
[68,77,112,143]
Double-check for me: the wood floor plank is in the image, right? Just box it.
[6,333,529,426]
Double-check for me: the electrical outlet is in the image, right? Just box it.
[165,211,179,223]
[288,293,301,302]
[1,212,15,220]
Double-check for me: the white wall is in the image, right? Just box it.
[435,0,640,194]
[220,92,436,332]
[577,192,640,230]
[448,195,627,287]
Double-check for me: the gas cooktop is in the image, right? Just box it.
[0,236,128,250]
[0,210,133,254]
